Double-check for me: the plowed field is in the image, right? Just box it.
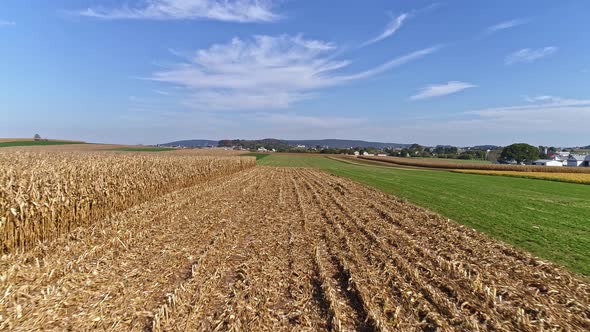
[1,168,588,331]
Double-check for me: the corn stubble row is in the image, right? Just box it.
[360,156,590,173]
[0,151,255,253]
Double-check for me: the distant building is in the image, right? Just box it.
[567,154,587,167]
[362,152,374,156]
[532,159,563,167]
[585,155,590,167]
[257,147,268,152]
[377,154,387,157]
[353,151,360,156]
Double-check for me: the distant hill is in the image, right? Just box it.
[468,145,501,150]
[162,138,410,149]
[161,139,218,147]
[285,139,410,149]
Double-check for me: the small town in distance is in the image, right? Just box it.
[162,138,590,167]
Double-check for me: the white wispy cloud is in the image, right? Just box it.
[485,19,528,34]
[457,96,590,140]
[505,47,558,65]
[0,19,15,27]
[409,81,476,101]
[77,0,279,22]
[149,34,439,110]
[386,95,590,146]
[459,96,590,132]
[340,46,440,81]
[473,96,590,116]
[361,3,440,47]
[362,13,409,46]
[523,95,565,103]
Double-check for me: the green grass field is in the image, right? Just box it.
[0,140,83,148]
[257,154,590,275]
[110,147,175,152]
[244,153,271,160]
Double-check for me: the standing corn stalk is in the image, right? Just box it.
[0,151,255,253]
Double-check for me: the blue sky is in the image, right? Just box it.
[1,0,589,146]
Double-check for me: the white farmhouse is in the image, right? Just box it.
[532,159,563,167]
[353,151,360,156]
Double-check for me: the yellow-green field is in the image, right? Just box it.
[454,169,590,185]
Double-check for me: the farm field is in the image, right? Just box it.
[0,139,84,148]
[455,169,590,185]
[360,155,590,173]
[412,157,492,164]
[255,154,590,275]
[110,146,175,152]
[2,167,589,330]
[0,139,247,155]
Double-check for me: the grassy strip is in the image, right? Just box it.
[0,140,83,148]
[329,156,449,171]
[454,169,590,185]
[257,154,590,275]
[110,147,175,152]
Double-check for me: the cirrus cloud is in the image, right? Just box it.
[410,81,476,101]
[362,13,409,46]
[505,47,558,65]
[76,0,280,22]
[150,34,439,110]
[484,19,529,35]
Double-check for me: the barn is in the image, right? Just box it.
[567,154,587,167]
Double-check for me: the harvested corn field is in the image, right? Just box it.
[0,151,255,253]
[1,167,588,331]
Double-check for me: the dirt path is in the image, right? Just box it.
[1,168,588,331]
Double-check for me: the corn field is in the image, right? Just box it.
[454,169,590,184]
[0,151,255,253]
[360,156,590,173]
[1,166,588,330]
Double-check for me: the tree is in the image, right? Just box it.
[486,149,502,162]
[409,144,424,153]
[33,133,41,141]
[501,143,539,164]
